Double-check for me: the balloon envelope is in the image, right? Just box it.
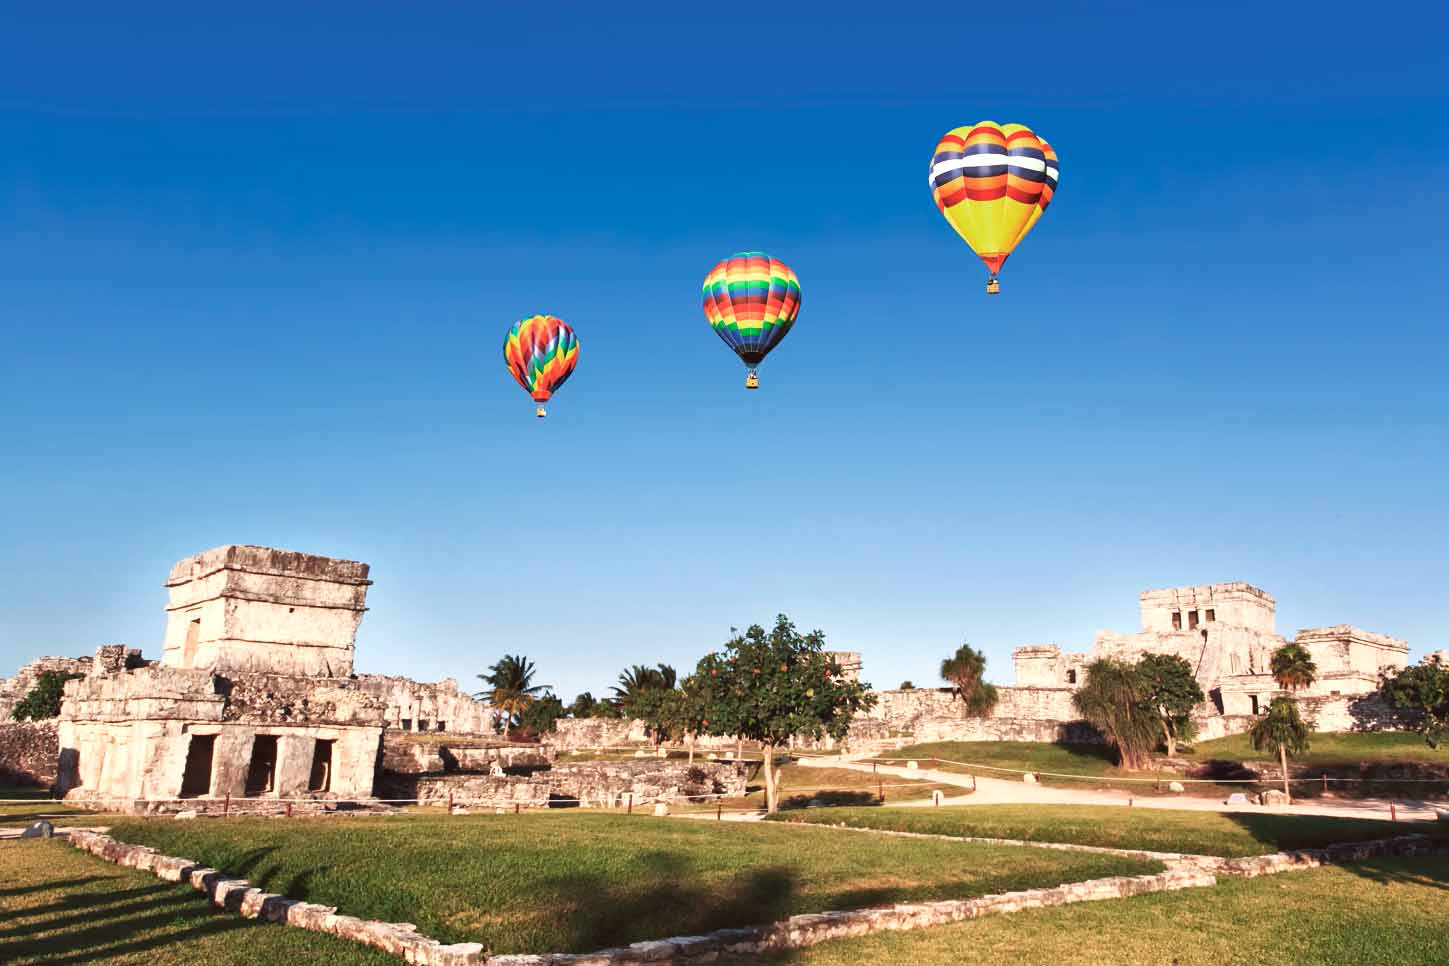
[930,121,1059,279]
[504,315,579,403]
[701,251,802,368]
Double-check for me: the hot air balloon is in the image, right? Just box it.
[701,251,802,389]
[929,121,1059,294]
[503,314,579,418]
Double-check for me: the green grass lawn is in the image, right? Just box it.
[0,785,104,828]
[871,741,1208,794]
[0,838,396,965]
[670,762,947,813]
[1192,730,1446,765]
[102,812,1160,954]
[747,856,1449,966]
[769,803,1428,857]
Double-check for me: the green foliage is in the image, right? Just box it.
[1378,655,1449,749]
[687,615,876,750]
[898,681,915,690]
[1270,643,1317,691]
[476,654,551,731]
[565,691,602,718]
[9,670,81,721]
[1250,696,1311,758]
[1136,653,1205,755]
[1071,659,1160,770]
[517,693,565,735]
[939,643,999,717]
[610,663,677,716]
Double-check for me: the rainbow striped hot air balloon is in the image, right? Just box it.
[929,121,1059,294]
[701,251,802,389]
[504,314,579,418]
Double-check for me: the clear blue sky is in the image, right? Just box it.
[3,3,1447,699]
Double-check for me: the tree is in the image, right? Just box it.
[1136,653,1205,757]
[939,643,999,717]
[898,681,915,690]
[517,693,565,736]
[1378,656,1449,749]
[611,663,677,716]
[1250,695,1310,802]
[1270,643,1318,692]
[476,654,550,732]
[566,692,601,719]
[1072,659,1159,771]
[10,671,82,721]
[687,615,876,814]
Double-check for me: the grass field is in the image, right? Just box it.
[748,856,1449,966]
[0,785,102,828]
[671,761,948,813]
[0,838,395,965]
[1192,730,1445,765]
[769,804,1427,857]
[102,812,1159,953]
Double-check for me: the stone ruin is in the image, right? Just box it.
[5,544,749,814]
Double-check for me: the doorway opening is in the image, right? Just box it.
[180,735,215,797]
[308,739,334,793]
[244,736,278,797]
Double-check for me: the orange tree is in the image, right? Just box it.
[684,615,875,814]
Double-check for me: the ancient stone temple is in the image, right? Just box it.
[1009,582,1409,731]
[56,547,389,811]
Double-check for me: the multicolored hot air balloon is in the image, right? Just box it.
[929,121,1059,294]
[503,314,579,418]
[701,251,802,389]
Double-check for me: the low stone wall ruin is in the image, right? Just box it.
[0,720,61,787]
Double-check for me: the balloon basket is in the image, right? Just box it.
[745,371,760,390]
[986,278,1001,295]
[535,406,547,418]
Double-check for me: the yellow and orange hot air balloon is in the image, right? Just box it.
[929,121,1059,294]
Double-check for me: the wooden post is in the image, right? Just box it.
[1322,774,1328,795]
[224,793,230,818]
[285,802,292,818]
[873,761,878,775]
[878,781,884,804]
[515,803,520,815]
[1128,797,1133,808]
[627,793,634,814]
[1390,803,1397,822]
[449,792,454,813]
[972,774,977,792]
[717,803,722,821]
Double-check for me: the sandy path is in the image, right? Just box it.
[795,755,1446,823]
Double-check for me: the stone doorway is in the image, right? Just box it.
[244,735,278,796]
[179,734,216,798]
[308,739,334,793]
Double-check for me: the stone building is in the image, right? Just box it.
[1009,582,1409,728]
[56,548,392,811]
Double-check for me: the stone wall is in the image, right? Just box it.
[380,732,550,775]
[355,674,492,734]
[0,655,95,719]
[0,720,61,786]
[847,686,1101,750]
[380,773,554,808]
[547,759,749,807]
[550,718,649,750]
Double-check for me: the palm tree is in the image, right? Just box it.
[1250,696,1310,802]
[1072,659,1159,771]
[940,643,999,717]
[476,654,551,733]
[1270,643,1318,692]
[611,663,676,715]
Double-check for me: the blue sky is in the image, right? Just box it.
[3,3,1447,699]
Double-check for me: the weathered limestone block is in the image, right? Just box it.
[547,760,748,807]
[0,720,61,787]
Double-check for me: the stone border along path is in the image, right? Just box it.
[49,824,1449,965]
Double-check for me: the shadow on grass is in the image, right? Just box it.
[0,874,254,965]
[545,850,796,952]
[1218,810,1444,854]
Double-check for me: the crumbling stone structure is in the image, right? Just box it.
[56,547,387,812]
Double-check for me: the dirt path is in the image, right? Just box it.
[795,755,1446,822]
